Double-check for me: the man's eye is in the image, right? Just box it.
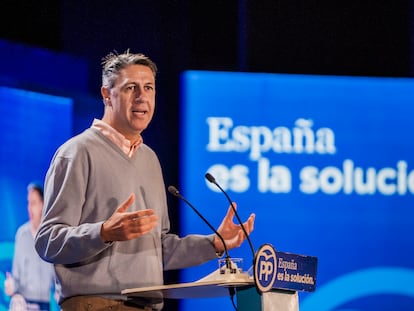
[127,85,136,90]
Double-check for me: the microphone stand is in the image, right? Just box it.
[168,185,245,310]
[205,173,256,262]
[167,186,232,270]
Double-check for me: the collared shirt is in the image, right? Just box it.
[91,118,142,157]
[36,119,218,307]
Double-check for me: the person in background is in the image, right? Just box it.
[4,182,57,311]
[34,50,256,311]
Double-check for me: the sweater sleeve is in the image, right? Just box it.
[161,232,218,270]
[35,141,110,265]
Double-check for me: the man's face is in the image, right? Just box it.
[27,189,43,229]
[106,64,156,141]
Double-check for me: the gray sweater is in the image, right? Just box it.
[13,222,55,302]
[35,128,217,308]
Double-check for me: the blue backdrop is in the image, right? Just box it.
[0,86,72,310]
[1,41,413,311]
[178,71,414,311]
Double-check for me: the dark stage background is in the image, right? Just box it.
[1,1,413,310]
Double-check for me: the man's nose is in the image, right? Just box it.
[134,86,145,100]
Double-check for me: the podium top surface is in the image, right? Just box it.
[122,270,254,299]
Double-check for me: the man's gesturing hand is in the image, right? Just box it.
[214,202,255,252]
[100,193,159,243]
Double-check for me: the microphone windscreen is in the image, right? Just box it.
[205,173,215,183]
[168,185,179,196]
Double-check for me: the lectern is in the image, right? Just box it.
[236,287,298,311]
[122,269,298,311]
[122,244,317,311]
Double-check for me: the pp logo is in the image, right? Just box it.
[254,244,277,292]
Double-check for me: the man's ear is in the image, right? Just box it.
[101,87,111,106]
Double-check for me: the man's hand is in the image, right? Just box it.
[214,202,255,252]
[4,272,15,296]
[100,193,159,242]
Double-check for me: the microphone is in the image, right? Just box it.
[169,185,243,306]
[167,185,232,269]
[205,173,256,260]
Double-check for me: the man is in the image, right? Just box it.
[5,182,56,311]
[35,50,255,311]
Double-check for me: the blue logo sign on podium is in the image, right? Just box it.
[254,244,318,293]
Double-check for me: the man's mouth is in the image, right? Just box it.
[132,109,147,115]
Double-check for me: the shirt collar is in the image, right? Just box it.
[91,118,142,157]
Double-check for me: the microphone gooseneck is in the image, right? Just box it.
[167,185,232,265]
[205,173,256,260]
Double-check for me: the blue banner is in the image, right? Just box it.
[0,86,72,311]
[179,71,414,311]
